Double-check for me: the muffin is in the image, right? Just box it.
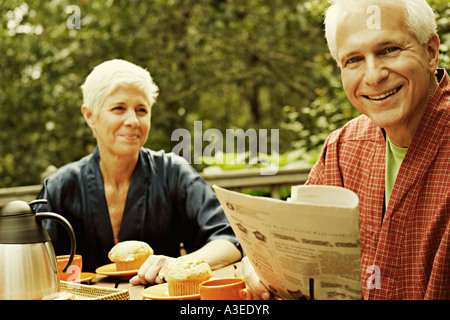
[108,240,153,271]
[164,256,213,296]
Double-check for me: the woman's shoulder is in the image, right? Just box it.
[140,148,191,168]
[140,148,200,184]
[44,153,96,189]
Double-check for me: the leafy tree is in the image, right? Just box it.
[0,0,448,187]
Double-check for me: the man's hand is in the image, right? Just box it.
[234,256,271,300]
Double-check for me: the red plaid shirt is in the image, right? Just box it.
[307,68,450,299]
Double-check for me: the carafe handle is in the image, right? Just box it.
[35,212,76,272]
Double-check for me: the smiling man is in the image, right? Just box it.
[237,0,450,300]
[314,0,449,300]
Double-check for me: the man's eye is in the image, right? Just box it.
[384,47,400,54]
[347,57,362,65]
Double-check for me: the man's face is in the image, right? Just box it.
[336,2,438,141]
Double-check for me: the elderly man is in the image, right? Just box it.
[237,0,449,299]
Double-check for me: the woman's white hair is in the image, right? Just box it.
[324,0,437,67]
[81,59,159,117]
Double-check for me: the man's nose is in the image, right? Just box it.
[363,57,388,86]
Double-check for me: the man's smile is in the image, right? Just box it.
[364,86,403,101]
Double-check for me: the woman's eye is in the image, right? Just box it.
[136,106,149,114]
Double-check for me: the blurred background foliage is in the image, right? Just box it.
[0,0,449,187]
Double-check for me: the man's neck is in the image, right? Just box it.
[384,73,439,148]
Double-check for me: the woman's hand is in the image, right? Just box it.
[234,256,271,300]
[129,239,241,286]
[129,254,175,286]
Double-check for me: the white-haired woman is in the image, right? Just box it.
[37,59,242,285]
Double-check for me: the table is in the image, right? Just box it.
[88,262,240,300]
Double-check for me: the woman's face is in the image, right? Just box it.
[85,86,151,159]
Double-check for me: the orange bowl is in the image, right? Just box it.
[57,254,82,281]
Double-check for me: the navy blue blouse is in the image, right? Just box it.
[36,147,241,271]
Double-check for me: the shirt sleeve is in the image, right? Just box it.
[173,158,242,254]
[306,139,329,185]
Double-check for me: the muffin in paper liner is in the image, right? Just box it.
[167,275,212,296]
[108,240,153,271]
[115,256,148,271]
[164,256,213,296]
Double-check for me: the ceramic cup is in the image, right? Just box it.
[57,254,82,281]
[199,278,253,300]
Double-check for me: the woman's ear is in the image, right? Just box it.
[427,34,440,73]
[81,105,95,130]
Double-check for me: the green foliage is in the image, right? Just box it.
[201,149,319,174]
[0,0,449,187]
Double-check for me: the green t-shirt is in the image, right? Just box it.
[384,135,408,216]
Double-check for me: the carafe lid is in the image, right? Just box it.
[1,200,34,216]
[0,200,51,244]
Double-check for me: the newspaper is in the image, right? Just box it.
[213,184,362,300]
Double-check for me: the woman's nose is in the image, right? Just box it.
[124,109,139,126]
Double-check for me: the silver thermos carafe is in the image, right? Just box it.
[0,199,76,299]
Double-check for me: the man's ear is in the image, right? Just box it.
[427,34,440,73]
[81,105,95,130]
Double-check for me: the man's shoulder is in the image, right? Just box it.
[327,114,381,145]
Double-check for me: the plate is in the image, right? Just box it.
[142,283,200,300]
[75,272,97,283]
[95,263,138,279]
[59,272,96,283]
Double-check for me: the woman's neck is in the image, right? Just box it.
[99,151,138,189]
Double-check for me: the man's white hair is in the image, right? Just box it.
[81,59,159,118]
[324,0,437,67]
